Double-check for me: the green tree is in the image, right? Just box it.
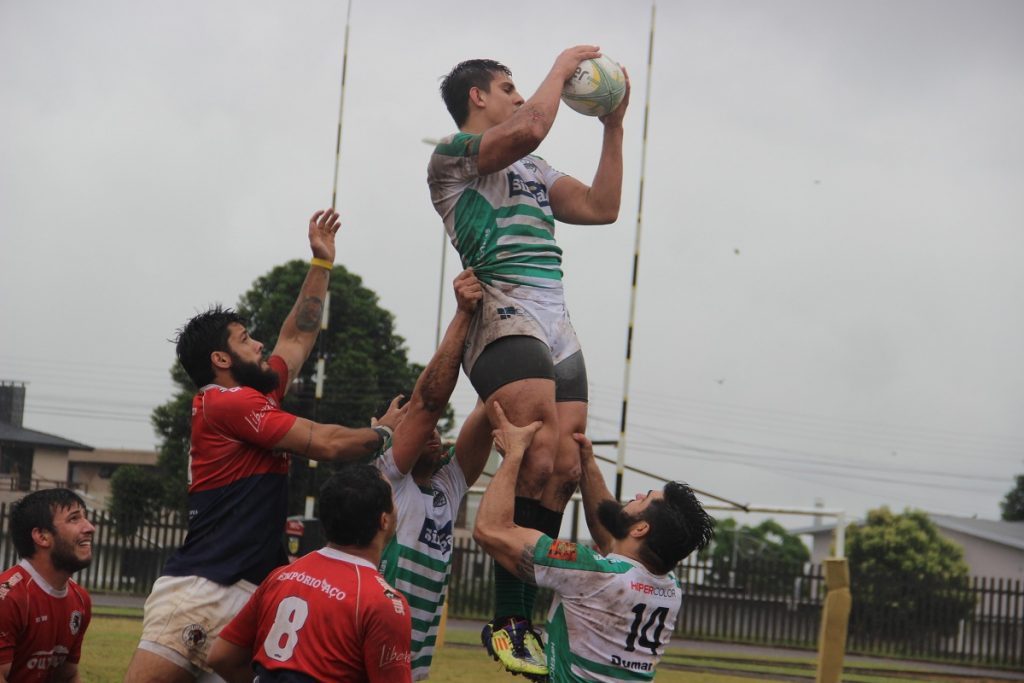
[108,465,166,537]
[705,517,810,595]
[846,507,974,642]
[129,260,434,519]
[1000,474,1024,521]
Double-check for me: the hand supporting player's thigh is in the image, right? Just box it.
[484,377,558,499]
[540,400,587,512]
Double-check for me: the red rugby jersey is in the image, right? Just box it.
[162,355,299,585]
[220,547,412,683]
[0,560,91,682]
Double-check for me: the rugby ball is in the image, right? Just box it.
[561,55,626,117]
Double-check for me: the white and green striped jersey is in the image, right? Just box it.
[376,446,467,680]
[427,132,567,289]
[533,536,682,683]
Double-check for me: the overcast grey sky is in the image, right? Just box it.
[2,0,1021,527]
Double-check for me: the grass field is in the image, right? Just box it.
[80,614,995,683]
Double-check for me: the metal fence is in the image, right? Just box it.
[1,506,1020,668]
[0,503,187,594]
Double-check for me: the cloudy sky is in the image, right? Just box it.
[2,0,1021,528]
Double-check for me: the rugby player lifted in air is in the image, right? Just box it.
[474,405,715,683]
[124,209,402,683]
[427,46,630,677]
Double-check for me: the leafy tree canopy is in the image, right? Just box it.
[1000,474,1024,521]
[846,507,973,640]
[126,260,437,518]
[704,517,810,595]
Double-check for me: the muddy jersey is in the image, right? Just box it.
[219,547,412,683]
[376,445,467,680]
[427,132,567,290]
[533,537,681,683]
[162,355,297,586]
[0,560,91,682]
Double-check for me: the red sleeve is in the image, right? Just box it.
[218,584,262,649]
[267,355,290,404]
[203,383,297,450]
[0,587,26,666]
[66,586,91,664]
[361,594,412,683]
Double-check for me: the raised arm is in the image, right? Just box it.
[273,400,402,464]
[548,68,631,225]
[473,403,544,584]
[390,269,482,474]
[271,209,340,388]
[454,400,493,487]
[574,432,617,554]
[476,45,601,175]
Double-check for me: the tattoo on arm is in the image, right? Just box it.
[514,544,537,585]
[295,296,324,333]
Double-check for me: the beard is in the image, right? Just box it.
[229,352,281,394]
[597,500,640,540]
[51,535,91,574]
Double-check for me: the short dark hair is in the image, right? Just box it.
[638,482,714,575]
[175,305,247,388]
[319,465,393,547]
[9,489,88,559]
[440,59,512,127]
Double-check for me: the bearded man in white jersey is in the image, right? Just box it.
[427,46,630,677]
[474,404,714,683]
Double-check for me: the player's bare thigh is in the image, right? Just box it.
[470,336,560,498]
[542,400,587,511]
[542,349,589,510]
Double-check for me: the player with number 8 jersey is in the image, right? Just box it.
[217,548,411,682]
[209,465,412,683]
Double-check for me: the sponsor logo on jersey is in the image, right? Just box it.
[181,623,208,650]
[417,518,453,555]
[69,610,83,635]
[244,401,275,433]
[277,570,347,602]
[391,597,406,615]
[546,540,578,562]
[379,643,412,668]
[630,580,676,598]
[507,171,550,206]
[25,646,69,670]
[374,574,399,600]
[0,572,23,601]
[611,654,653,672]
[432,488,448,509]
[496,306,519,320]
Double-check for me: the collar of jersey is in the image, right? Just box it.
[317,546,377,570]
[18,558,69,598]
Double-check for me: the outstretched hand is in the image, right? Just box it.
[308,209,341,264]
[489,402,542,457]
[599,65,630,128]
[373,394,407,432]
[453,268,483,314]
